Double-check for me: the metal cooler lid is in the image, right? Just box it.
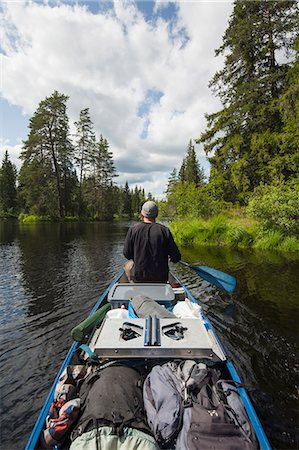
[107,283,175,302]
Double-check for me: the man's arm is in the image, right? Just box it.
[167,230,181,263]
[123,228,134,260]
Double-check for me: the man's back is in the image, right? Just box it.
[123,221,181,283]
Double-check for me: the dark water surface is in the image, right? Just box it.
[0,221,298,449]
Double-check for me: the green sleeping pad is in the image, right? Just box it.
[71,303,111,342]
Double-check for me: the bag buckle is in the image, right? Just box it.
[111,411,124,435]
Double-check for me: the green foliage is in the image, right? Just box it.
[18,214,53,223]
[224,224,254,248]
[198,1,298,203]
[74,108,96,215]
[122,181,132,218]
[254,231,285,251]
[170,219,204,246]
[64,216,80,222]
[170,216,229,247]
[18,159,59,217]
[279,236,299,252]
[170,214,298,252]
[179,140,205,185]
[0,150,17,216]
[247,184,299,235]
[131,186,145,218]
[21,91,73,218]
[163,180,221,220]
[85,135,118,220]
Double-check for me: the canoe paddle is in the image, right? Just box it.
[180,261,237,293]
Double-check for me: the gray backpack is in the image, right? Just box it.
[143,363,183,447]
[131,295,176,318]
[143,360,258,450]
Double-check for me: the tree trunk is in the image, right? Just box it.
[50,137,65,218]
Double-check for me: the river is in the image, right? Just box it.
[0,220,298,449]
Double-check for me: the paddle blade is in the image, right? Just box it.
[191,265,237,293]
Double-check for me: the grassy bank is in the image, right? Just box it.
[18,214,80,223]
[169,215,299,253]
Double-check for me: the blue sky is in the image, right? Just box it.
[0,0,233,197]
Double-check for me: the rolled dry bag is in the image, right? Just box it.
[71,303,111,341]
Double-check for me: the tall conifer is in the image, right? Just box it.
[74,108,96,215]
[179,140,205,185]
[0,150,17,215]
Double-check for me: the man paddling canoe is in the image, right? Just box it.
[123,201,181,283]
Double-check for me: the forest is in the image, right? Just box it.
[0,1,298,250]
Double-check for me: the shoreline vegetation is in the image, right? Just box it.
[2,202,297,253]
[169,215,299,253]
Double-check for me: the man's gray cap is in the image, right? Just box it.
[141,201,158,218]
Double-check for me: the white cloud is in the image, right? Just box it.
[0,140,22,169]
[0,0,233,197]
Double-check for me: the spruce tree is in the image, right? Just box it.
[179,140,205,185]
[166,168,179,197]
[131,186,146,217]
[122,181,132,218]
[87,135,118,219]
[0,150,17,215]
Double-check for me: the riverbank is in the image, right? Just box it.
[169,215,299,253]
[16,213,137,223]
[14,213,299,253]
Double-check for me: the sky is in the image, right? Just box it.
[0,0,233,198]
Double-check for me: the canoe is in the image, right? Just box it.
[25,270,272,449]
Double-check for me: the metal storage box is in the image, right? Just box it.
[107,283,175,308]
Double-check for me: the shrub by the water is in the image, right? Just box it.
[18,214,52,223]
[224,224,254,247]
[247,184,299,235]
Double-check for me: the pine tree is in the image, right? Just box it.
[198,0,298,202]
[179,140,205,185]
[0,150,17,215]
[21,91,73,217]
[74,108,96,215]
